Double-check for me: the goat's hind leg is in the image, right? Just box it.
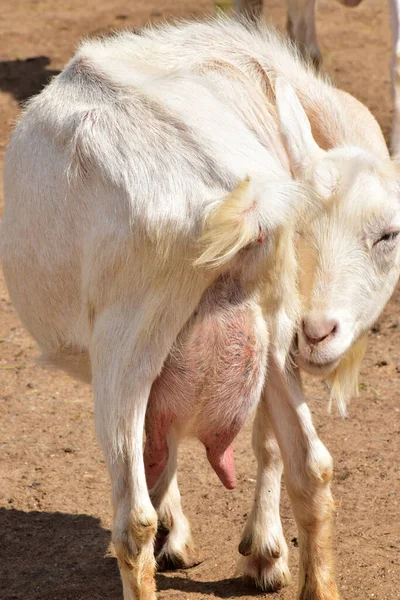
[92,315,158,600]
[238,400,290,592]
[149,426,200,571]
[92,288,208,598]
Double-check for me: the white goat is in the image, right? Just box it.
[1,17,400,600]
[235,0,400,157]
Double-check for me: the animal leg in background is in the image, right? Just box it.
[234,0,263,22]
[390,0,400,157]
[286,0,322,67]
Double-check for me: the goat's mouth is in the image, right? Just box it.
[296,354,340,376]
[295,328,348,376]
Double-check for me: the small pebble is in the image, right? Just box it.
[376,360,388,367]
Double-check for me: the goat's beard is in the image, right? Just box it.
[325,334,368,417]
[293,333,368,417]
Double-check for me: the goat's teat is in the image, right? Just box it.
[302,314,338,346]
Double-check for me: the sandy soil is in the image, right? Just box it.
[0,1,399,599]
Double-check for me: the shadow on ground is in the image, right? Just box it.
[0,57,59,104]
[1,508,263,600]
[157,573,263,598]
[0,508,119,600]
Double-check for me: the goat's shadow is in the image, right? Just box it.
[157,572,263,598]
[1,508,264,600]
[0,57,60,104]
[0,507,120,600]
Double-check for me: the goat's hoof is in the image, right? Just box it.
[237,554,291,592]
[155,523,202,571]
[299,581,340,600]
[156,544,203,571]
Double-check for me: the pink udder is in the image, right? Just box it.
[200,426,240,490]
[206,443,236,490]
[144,283,268,492]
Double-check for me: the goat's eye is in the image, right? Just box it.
[375,231,400,246]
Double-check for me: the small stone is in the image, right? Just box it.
[376,360,388,367]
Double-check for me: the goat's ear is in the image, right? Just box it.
[275,77,322,178]
[194,177,259,269]
[312,159,339,200]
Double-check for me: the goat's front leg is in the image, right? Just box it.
[286,0,322,68]
[238,400,290,591]
[266,358,339,600]
[390,0,400,157]
[149,427,199,571]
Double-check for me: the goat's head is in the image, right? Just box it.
[276,78,400,410]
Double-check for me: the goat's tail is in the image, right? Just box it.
[194,177,261,269]
[326,333,368,417]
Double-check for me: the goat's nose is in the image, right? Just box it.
[302,315,338,345]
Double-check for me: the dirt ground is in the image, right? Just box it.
[0,1,399,599]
